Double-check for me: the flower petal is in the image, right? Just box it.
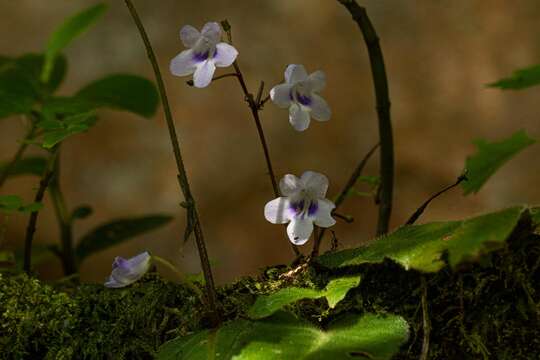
[279,174,301,196]
[270,83,293,109]
[193,60,216,88]
[170,49,197,76]
[310,94,331,121]
[314,199,336,228]
[307,70,326,92]
[104,252,151,288]
[284,64,308,84]
[289,103,311,131]
[201,22,221,44]
[214,43,238,67]
[301,171,329,198]
[287,218,314,245]
[264,197,291,224]
[180,25,201,48]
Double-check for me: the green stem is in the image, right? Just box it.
[124,0,219,325]
[23,148,59,273]
[151,255,204,299]
[0,123,36,188]
[337,0,394,236]
[48,149,77,275]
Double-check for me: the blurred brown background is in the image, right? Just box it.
[1,0,539,284]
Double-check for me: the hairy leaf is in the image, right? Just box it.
[462,130,535,195]
[42,3,107,82]
[76,74,159,118]
[488,64,540,90]
[75,214,173,261]
[248,275,361,319]
[158,312,408,360]
[317,206,527,272]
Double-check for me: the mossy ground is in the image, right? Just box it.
[1,228,538,359]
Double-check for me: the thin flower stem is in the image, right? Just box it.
[48,149,77,275]
[23,148,59,273]
[420,276,431,360]
[151,255,204,299]
[405,173,468,226]
[337,0,394,236]
[312,142,379,257]
[124,0,219,325]
[220,21,300,257]
[186,72,237,86]
[232,57,300,257]
[0,123,36,188]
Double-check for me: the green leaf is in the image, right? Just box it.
[15,53,68,94]
[158,312,409,360]
[462,130,535,195]
[42,3,107,82]
[0,251,15,268]
[0,195,23,212]
[76,74,159,118]
[0,54,67,119]
[0,195,43,214]
[40,111,97,148]
[317,206,527,272]
[75,214,173,262]
[71,205,93,220]
[488,64,540,90]
[248,275,361,319]
[0,157,47,178]
[14,244,61,269]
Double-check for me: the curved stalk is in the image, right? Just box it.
[124,0,219,325]
[337,0,394,236]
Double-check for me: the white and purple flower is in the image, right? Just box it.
[270,64,331,131]
[104,251,152,288]
[264,171,336,245]
[170,22,238,88]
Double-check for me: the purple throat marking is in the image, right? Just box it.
[296,93,312,106]
[193,51,209,62]
[308,201,318,216]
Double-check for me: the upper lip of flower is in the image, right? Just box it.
[170,22,239,88]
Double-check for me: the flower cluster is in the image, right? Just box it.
[107,20,338,288]
[169,21,336,246]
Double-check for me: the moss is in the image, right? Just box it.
[1,229,538,359]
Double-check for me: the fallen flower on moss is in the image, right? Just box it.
[104,251,151,288]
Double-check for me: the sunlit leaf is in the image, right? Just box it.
[76,74,159,118]
[248,275,361,319]
[488,64,540,90]
[75,214,173,262]
[317,206,527,272]
[462,130,535,195]
[158,312,408,360]
[42,3,107,82]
